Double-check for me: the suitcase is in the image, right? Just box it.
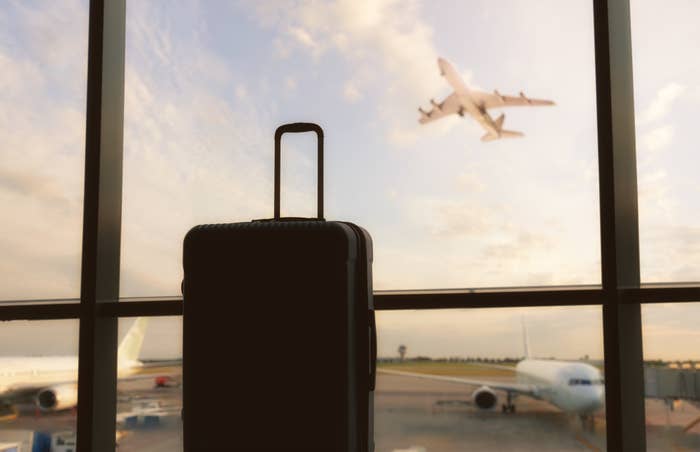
[182,123,376,451]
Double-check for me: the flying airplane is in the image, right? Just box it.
[379,325,604,428]
[418,57,555,142]
[0,318,149,414]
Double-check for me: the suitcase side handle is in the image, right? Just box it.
[369,309,377,391]
[274,122,324,220]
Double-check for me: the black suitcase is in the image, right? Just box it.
[182,123,376,451]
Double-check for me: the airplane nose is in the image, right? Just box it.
[576,387,605,413]
[596,387,605,408]
[587,387,605,412]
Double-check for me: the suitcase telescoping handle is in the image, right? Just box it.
[274,122,324,220]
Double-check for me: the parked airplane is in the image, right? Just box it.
[418,57,555,141]
[0,318,149,413]
[379,325,604,428]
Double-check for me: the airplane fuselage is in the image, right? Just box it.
[422,57,552,141]
[0,318,148,411]
[457,91,501,137]
[516,359,604,414]
[0,356,77,394]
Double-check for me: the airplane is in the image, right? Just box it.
[379,324,604,429]
[418,57,555,142]
[0,317,149,414]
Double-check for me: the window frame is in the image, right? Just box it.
[1,0,698,450]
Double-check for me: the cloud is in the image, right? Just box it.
[482,232,553,262]
[640,124,674,154]
[0,1,88,300]
[235,84,248,99]
[640,225,700,283]
[287,26,321,56]
[0,167,74,210]
[119,1,325,296]
[246,0,462,146]
[641,82,685,124]
[342,80,362,103]
[284,77,297,93]
[456,171,486,192]
[407,197,494,237]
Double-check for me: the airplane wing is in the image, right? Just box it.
[470,90,555,110]
[379,368,539,398]
[418,92,463,124]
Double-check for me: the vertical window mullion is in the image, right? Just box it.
[593,0,645,450]
[77,0,125,450]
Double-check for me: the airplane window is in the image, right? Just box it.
[631,0,700,283]
[120,0,601,297]
[0,0,88,301]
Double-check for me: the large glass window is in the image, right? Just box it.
[121,0,600,297]
[5,1,700,450]
[0,1,89,300]
[631,0,700,283]
[376,306,606,450]
[642,303,700,451]
[0,320,79,449]
[115,316,182,451]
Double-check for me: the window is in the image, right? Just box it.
[376,306,606,450]
[0,0,88,300]
[642,302,700,451]
[0,320,78,447]
[115,317,182,450]
[631,0,700,283]
[2,1,699,451]
[121,0,600,296]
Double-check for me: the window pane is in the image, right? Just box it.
[0,1,88,300]
[631,0,700,283]
[0,320,78,449]
[642,302,700,451]
[116,316,182,451]
[376,306,606,450]
[121,0,600,296]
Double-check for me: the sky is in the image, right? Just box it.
[0,0,698,360]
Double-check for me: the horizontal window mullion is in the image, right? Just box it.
[98,300,183,317]
[375,289,604,309]
[622,287,700,304]
[0,303,80,321]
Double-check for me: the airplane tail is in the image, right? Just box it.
[522,317,531,359]
[495,113,505,130]
[117,317,149,364]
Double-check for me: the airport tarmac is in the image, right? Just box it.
[0,376,183,451]
[376,372,700,451]
[2,370,700,450]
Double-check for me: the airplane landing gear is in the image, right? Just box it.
[502,392,516,413]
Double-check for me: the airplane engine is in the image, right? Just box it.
[472,386,498,410]
[37,384,78,411]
